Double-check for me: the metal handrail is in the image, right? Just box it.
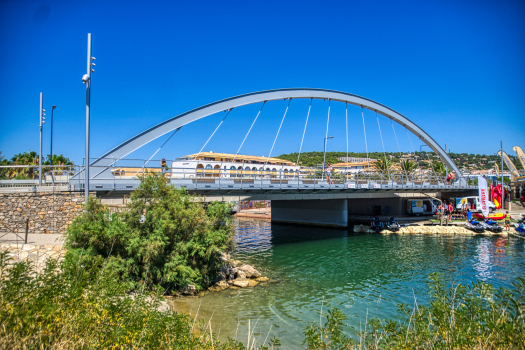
[0,163,478,191]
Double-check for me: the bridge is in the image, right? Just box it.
[7,88,479,227]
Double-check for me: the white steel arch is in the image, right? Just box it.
[91,88,461,176]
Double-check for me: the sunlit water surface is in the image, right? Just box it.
[169,218,525,349]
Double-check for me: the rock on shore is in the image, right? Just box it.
[207,258,268,293]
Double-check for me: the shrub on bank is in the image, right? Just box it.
[65,173,235,293]
[0,251,281,349]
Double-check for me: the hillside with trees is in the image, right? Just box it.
[277,151,523,172]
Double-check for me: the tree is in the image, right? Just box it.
[0,152,11,179]
[10,151,39,179]
[372,158,393,174]
[65,173,235,293]
[43,154,74,175]
[432,162,447,177]
[400,159,418,175]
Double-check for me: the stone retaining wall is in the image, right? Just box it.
[0,244,66,273]
[0,192,84,235]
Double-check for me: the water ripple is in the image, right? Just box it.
[178,218,525,349]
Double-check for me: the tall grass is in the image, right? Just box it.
[303,273,525,349]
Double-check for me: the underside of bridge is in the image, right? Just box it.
[270,189,477,227]
[98,189,477,227]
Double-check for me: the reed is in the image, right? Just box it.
[303,272,525,349]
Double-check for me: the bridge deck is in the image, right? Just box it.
[65,178,477,194]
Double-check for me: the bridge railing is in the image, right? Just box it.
[0,164,480,192]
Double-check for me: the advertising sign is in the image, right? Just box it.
[478,176,489,218]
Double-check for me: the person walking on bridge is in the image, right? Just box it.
[326,163,334,185]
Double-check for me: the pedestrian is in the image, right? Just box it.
[326,163,334,185]
[161,159,167,174]
[448,202,454,221]
[436,203,442,221]
[505,211,511,232]
[521,190,524,207]
[462,201,468,221]
[446,173,451,185]
[450,171,456,183]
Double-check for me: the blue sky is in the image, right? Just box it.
[1,0,524,165]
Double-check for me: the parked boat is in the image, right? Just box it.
[473,213,506,221]
[465,220,485,233]
[515,222,525,236]
[371,217,384,233]
[385,217,401,232]
[482,219,503,233]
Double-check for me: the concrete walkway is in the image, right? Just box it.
[0,233,64,246]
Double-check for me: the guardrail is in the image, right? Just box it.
[1,162,480,192]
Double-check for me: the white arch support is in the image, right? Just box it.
[89,88,461,177]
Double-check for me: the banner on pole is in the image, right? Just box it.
[478,176,489,218]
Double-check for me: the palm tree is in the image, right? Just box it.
[372,158,394,180]
[11,151,39,179]
[432,161,447,177]
[400,159,418,174]
[43,154,74,175]
[0,151,12,179]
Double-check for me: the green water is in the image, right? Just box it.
[171,218,525,348]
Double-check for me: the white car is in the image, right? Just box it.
[455,197,496,212]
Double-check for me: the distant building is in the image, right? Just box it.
[337,157,376,163]
[331,161,374,174]
[170,152,300,179]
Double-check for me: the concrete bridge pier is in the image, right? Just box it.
[271,199,348,227]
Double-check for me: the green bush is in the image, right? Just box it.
[65,173,235,293]
[0,251,282,350]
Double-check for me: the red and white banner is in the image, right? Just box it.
[478,176,489,218]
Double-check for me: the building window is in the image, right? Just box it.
[205,164,212,169]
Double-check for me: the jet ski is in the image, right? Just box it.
[371,217,384,233]
[515,222,525,236]
[386,217,401,232]
[465,220,485,233]
[483,219,503,233]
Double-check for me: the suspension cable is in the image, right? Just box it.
[233,101,266,162]
[133,127,181,177]
[361,107,369,171]
[390,120,402,153]
[391,120,405,180]
[405,127,423,182]
[297,98,313,165]
[376,111,390,180]
[345,103,349,178]
[322,99,331,170]
[264,99,291,167]
[194,109,232,160]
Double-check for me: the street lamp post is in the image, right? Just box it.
[38,93,46,186]
[323,136,334,177]
[82,33,95,205]
[50,105,56,186]
[501,141,504,209]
